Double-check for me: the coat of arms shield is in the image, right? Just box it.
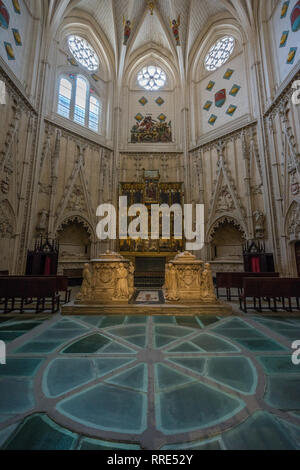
[215,89,226,108]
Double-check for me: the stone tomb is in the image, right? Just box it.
[76,251,135,304]
[62,250,232,315]
[164,251,217,303]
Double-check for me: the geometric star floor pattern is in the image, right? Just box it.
[0,314,300,450]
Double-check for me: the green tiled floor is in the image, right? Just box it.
[0,314,299,449]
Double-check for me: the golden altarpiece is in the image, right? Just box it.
[118,171,184,286]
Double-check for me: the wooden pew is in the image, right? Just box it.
[216,272,280,300]
[239,277,300,313]
[0,277,60,314]
[0,275,71,304]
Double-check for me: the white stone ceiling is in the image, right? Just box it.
[74,0,229,60]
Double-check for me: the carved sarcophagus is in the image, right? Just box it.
[164,251,216,302]
[76,251,135,304]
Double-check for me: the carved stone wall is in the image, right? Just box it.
[0,70,37,273]
[189,124,266,262]
[263,72,300,276]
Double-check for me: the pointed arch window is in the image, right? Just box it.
[58,78,72,118]
[57,74,102,134]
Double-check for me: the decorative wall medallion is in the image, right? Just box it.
[155,97,164,106]
[280,30,289,47]
[281,1,290,18]
[135,113,144,122]
[12,0,20,14]
[0,1,9,29]
[206,81,215,91]
[203,100,213,111]
[157,113,166,122]
[4,41,15,60]
[215,89,226,108]
[291,0,300,31]
[139,97,148,106]
[287,47,297,64]
[208,114,218,126]
[226,105,237,116]
[229,84,241,96]
[12,28,22,46]
[223,69,234,80]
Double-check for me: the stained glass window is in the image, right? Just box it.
[137,66,166,91]
[68,35,99,71]
[58,78,72,118]
[89,95,101,132]
[74,76,87,125]
[205,36,235,71]
[57,74,102,133]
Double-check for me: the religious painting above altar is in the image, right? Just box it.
[130,115,172,143]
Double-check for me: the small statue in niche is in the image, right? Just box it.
[123,17,132,46]
[201,263,216,301]
[253,210,265,239]
[77,263,93,301]
[169,15,181,46]
[36,210,48,234]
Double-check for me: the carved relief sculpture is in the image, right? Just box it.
[291,172,300,196]
[77,263,93,301]
[128,262,135,297]
[201,263,217,301]
[165,265,179,301]
[216,186,235,213]
[114,263,130,300]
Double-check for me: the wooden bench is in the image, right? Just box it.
[0,277,60,314]
[0,275,71,304]
[216,272,280,300]
[239,277,300,313]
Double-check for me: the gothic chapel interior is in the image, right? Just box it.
[0,0,300,452]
